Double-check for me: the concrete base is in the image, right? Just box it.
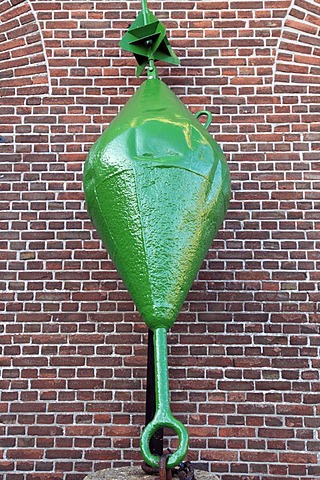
[84,466,219,480]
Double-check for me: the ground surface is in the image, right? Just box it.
[84,466,219,480]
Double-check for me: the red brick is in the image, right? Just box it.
[7,449,44,459]
[1,1,319,478]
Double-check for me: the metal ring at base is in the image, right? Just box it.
[140,415,189,469]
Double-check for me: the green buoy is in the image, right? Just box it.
[83,0,231,470]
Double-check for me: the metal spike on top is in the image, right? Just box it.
[119,0,180,78]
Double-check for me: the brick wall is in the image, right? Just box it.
[0,0,319,479]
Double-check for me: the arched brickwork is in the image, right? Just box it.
[0,0,51,160]
[0,0,50,97]
[274,0,320,91]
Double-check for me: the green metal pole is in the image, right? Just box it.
[147,58,158,79]
[145,329,163,458]
[140,327,189,469]
[141,0,148,23]
[140,0,158,78]
[154,328,170,413]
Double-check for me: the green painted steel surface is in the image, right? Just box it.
[84,78,230,330]
[83,77,231,467]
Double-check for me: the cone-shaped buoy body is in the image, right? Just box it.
[84,78,230,331]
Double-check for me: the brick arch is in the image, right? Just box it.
[274,0,320,93]
[0,0,51,98]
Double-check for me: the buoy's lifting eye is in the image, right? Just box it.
[195,110,212,130]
